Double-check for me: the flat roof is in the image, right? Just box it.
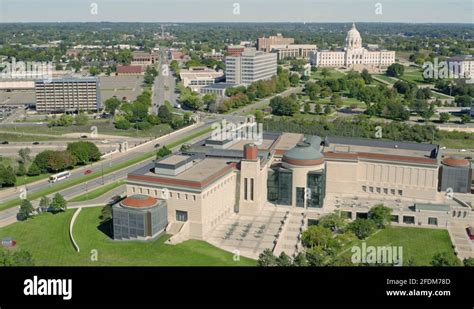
[158,154,191,165]
[274,133,304,154]
[415,203,450,212]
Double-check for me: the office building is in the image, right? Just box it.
[257,34,295,52]
[270,44,317,60]
[225,49,278,85]
[35,77,100,113]
[179,67,225,92]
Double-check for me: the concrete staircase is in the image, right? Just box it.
[273,211,306,257]
[447,222,474,261]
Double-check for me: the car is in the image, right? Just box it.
[154,143,161,148]
[460,149,467,152]
[81,135,88,139]
[84,169,93,175]
[1,141,9,144]
[441,146,446,150]
[467,227,474,240]
[32,142,40,145]
[101,140,109,144]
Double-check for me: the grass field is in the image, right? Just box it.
[0,208,256,266]
[68,180,125,202]
[373,74,398,85]
[340,226,457,266]
[0,120,174,138]
[400,67,427,84]
[0,132,63,142]
[311,68,346,80]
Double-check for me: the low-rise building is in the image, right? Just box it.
[257,34,295,52]
[131,51,159,66]
[116,65,143,76]
[179,67,225,92]
[270,44,317,60]
[199,83,237,97]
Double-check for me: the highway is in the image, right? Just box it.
[152,47,177,114]
[0,122,211,205]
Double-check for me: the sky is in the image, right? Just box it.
[0,0,472,23]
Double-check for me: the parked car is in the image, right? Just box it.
[84,169,93,175]
[32,142,40,145]
[154,143,161,148]
[1,141,9,144]
[467,227,474,240]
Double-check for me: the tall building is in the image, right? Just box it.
[257,34,295,52]
[225,48,278,86]
[35,78,100,113]
[311,24,395,69]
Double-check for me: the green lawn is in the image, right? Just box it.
[0,132,63,142]
[0,120,174,138]
[340,226,457,266]
[311,68,346,80]
[0,208,256,266]
[68,180,125,202]
[400,67,427,84]
[373,74,398,85]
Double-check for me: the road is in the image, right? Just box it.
[0,122,210,205]
[0,123,214,227]
[152,47,177,114]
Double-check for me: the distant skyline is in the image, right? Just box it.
[0,0,472,23]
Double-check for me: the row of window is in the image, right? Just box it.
[131,186,197,201]
[243,177,255,201]
[362,185,403,196]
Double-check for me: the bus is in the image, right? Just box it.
[49,171,72,183]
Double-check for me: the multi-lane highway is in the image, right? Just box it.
[152,47,178,114]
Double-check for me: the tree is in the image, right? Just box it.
[321,68,330,79]
[18,148,31,164]
[304,102,311,114]
[460,114,471,124]
[463,257,474,266]
[39,196,51,212]
[0,165,16,187]
[324,105,333,115]
[156,146,171,158]
[318,212,347,233]
[293,252,308,266]
[67,141,101,165]
[257,249,277,266]
[289,73,300,87]
[50,193,67,212]
[0,248,34,266]
[27,162,41,176]
[301,225,334,250]
[115,118,131,130]
[430,252,461,266]
[314,103,322,114]
[203,93,217,111]
[158,105,173,124]
[275,252,293,266]
[386,63,405,78]
[104,97,122,115]
[16,163,26,177]
[18,199,34,220]
[361,69,372,84]
[306,247,327,266]
[368,204,392,229]
[348,219,377,239]
[269,96,299,116]
[439,112,451,123]
[75,112,89,126]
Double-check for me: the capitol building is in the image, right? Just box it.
[311,23,395,70]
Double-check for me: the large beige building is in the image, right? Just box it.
[270,44,318,60]
[179,67,224,92]
[257,34,295,52]
[120,125,473,251]
[225,48,278,86]
[35,78,100,113]
[311,24,395,69]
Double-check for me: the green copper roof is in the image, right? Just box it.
[283,136,323,161]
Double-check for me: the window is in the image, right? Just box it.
[362,186,367,192]
[296,187,305,208]
[383,188,388,194]
[250,178,254,201]
[176,211,188,222]
[390,215,399,223]
[369,187,374,193]
[403,216,415,224]
[376,187,381,194]
[428,217,438,226]
[244,178,248,200]
[391,189,395,195]
[398,190,403,196]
